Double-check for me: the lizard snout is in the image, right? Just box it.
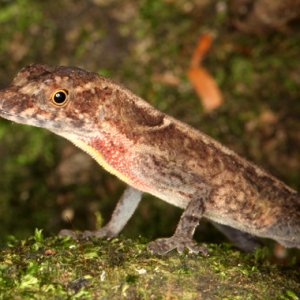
[0,85,41,126]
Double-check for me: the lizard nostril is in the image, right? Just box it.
[51,89,69,107]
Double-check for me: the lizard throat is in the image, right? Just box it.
[59,132,148,190]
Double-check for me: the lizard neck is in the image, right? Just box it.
[59,131,149,191]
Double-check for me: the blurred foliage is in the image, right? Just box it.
[0,0,299,265]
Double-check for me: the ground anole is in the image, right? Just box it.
[0,64,299,255]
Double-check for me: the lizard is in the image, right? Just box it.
[0,63,299,255]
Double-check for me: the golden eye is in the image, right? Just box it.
[51,89,69,106]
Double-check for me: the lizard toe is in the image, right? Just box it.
[148,236,208,256]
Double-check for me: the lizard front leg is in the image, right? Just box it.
[148,190,210,255]
[60,186,143,239]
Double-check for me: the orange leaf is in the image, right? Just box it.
[190,33,213,68]
[188,67,223,112]
[188,33,223,112]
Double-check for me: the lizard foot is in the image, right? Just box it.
[59,229,80,239]
[147,235,208,256]
[81,226,116,239]
[59,226,117,240]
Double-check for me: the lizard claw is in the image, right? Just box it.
[147,235,209,256]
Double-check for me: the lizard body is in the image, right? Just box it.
[0,64,299,254]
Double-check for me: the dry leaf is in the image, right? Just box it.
[188,67,223,111]
[190,33,213,67]
[188,33,223,112]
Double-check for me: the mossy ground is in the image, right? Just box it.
[0,0,300,298]
[0,230,299,299]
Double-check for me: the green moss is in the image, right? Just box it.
[0,233,299,299]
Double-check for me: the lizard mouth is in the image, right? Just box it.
[0,102,94,137]
[0,109,36,125]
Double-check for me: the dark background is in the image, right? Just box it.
[0,0,300,249]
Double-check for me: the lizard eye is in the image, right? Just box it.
[51,89,69,107]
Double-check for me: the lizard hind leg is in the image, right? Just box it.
[147,192,210,256]
[211,222,262,252]
[59,186,143,239]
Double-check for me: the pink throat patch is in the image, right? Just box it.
[87,136,149,190]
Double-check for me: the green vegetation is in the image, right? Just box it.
[0,231,299,299]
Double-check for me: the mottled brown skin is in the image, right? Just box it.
[0,64,299,254]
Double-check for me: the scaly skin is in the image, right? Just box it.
[0,64,299,254]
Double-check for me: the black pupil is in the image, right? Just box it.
[54,91,66,103]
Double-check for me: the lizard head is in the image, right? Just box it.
[0,64,165,141]
[0,64,164,188]
[0,64,117,138]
